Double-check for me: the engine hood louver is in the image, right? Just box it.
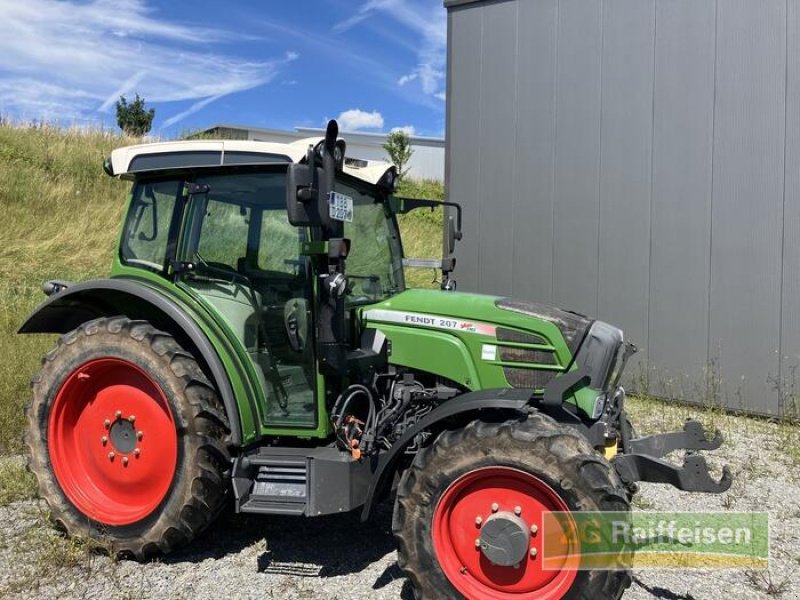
[495,298,593,355]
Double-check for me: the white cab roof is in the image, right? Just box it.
[109,138,396,186]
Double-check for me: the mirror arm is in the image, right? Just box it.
[392,196,463,239]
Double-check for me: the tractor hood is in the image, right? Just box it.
[359,288,625,418]
[359,288,599,395]
[361,288,593,354]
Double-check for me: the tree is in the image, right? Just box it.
[383,130,414,180]
[115,94,155,137]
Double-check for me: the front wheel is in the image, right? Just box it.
[393,414,631,599]
[26,317,231,559]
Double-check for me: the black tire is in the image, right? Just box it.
[393,413,631,600]
[26,316,231,559]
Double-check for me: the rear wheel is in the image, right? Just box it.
[393,414,631,599]
[26,317,231,559]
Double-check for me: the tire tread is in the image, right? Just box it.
[393,412,631,600]
[25,317,232,560]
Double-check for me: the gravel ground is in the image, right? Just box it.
[0,401,798,600]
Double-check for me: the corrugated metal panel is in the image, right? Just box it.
[780,0,800,417]
[477,0,518,295]
[446,0,795,416]
[709,0,785,414]
[511,0,558,303]
[648,0,716,398]
[597,0,656,377]
[551,0,603,317]
[446,6,483,292]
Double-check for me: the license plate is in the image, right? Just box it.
[328,192,354,223]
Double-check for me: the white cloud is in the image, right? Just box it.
[0,0,296,127]
[332,0,400,33]
[98,70,148,113]
[391,125,416,136]
[397,73,418,86]
[336,109,384,131]
[160,94,224,130]
[336,0,446,102]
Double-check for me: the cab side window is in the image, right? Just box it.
[121,180,180,271]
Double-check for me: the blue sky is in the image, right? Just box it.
[0,0,447,137]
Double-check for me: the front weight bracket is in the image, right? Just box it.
[613,453,732,494]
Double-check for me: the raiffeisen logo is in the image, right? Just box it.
[540,512,769,570]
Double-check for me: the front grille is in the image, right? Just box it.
[498,346,557,364]
[496,327,561,389]
[496,327,546,345]
[503,367,557,389]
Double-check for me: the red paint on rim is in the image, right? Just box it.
[432,466,579,599]
[48,358,177,526]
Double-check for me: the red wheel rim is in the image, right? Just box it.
[48,358,178,526]
[432,466,579,599]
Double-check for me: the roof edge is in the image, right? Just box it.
[200,123,444,145]
[444,0,505,9]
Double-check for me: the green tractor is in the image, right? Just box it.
[21,121,730,599]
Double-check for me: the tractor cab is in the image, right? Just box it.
[115,149,404,430]
[103,122,461,438]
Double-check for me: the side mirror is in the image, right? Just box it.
[285,120,340,229]
[286,162,326,226]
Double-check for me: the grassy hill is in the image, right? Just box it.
[0,123,443,454]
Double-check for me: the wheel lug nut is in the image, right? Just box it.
[514,506,522,516]
[531,524,538,535]
[101,436,108,445]
[133,448,141,457]
[115,410,122,419]
[475,516,483,527]
[530,548,538,558]
[128,415,136,424]
[475,538,481,548]
[491,503,499,513]
[108,452,115,460]
[136,431,144,441]
[104,419,111,429]
[122,457,129,466]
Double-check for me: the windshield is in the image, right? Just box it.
[337,178,405,303]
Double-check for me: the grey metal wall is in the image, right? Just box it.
[445,0,800,417]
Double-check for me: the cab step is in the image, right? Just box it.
[232,446,375,517]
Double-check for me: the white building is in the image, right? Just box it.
[201,124,444,181]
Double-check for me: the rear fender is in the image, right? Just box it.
[19,278,246,446]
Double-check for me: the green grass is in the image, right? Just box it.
[0,503,115,598]
[0,123,444,455]
[0,124,131,454]
[627,392,800,470]
[0,459,36,506]
[395,177,445,289]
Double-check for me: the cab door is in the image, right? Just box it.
[178,172,318,429]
